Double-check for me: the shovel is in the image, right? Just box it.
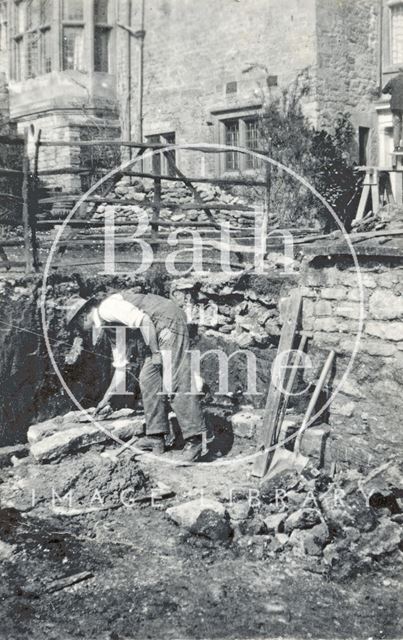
[261,350,335,483]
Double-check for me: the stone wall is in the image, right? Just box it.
[126,0,318,176]
[0,269,296,446]
[301,254,403,470]
[315,0,379,160]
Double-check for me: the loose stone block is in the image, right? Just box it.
[329,400,355,417]
[166,499,232,541]
[30,417,145,463]
[231,408,264,439]
[288,523,329,556]
[299,424,330,461]
[0,444,29,469]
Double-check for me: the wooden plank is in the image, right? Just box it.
[49,257,242,269]
[294,350,335,456]
[37,138,267,156]
[31,129,41,271]
[0,260,26,269]
[355,183,370,222]
[36,219,247,230]
[121,169,267,187]
[273,334,308,446]
[0,239,24,247]
[38,167,96,176]
[0,168,23,176]
[37,194,255,211]
[0,134,25,145]
[252,290,302,477]
[152,176,161,247]
[22,143,31,273]
[0,192,23,202]
[42,238,257,253]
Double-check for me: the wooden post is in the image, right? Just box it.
[252,290,302,478]
[30,128,41,271]
[22,140,31,273]
[152,175,161,251]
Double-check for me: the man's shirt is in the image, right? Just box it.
[93,293,145,369]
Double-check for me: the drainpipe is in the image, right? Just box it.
[117,0,146,144]
[378,0,383,91]
[138,0,145,143]
[128,0,132,158]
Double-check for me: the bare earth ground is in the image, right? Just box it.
[0,444,402,640]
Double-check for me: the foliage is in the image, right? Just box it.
[258,75,361,230]
[79,124,121,195]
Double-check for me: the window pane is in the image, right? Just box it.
[13,38,22,80]
[62,0,83,21]
[224,120,239,170]
[94,26,109,72]
[392,5,403,64]
[63,26,84,70]
[15,2,25,35]
[94,0,109,23]
[41,27,51,73]
[27,0,40,29]
[40,0,51,24]
[27,31,39,78]
[245,118,260,169]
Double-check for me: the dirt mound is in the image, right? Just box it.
[3,451,148,512]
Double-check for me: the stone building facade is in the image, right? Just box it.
[0,0,401,183]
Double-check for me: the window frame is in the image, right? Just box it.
[389,0,403,65]
[94,0,112,73]
[213,106,262,175]
[9,0,115,81]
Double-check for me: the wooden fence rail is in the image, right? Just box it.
[1,131,272,272]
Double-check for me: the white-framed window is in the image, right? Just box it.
[62,0,84,71]
[390,0,403,64]
[145,132,176,176]
[218,110,261,173]
[10,0,115,80]
[11,0,51,79]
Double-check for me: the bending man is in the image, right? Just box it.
[66,290,206,462]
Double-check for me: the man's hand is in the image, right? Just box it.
[93,396,113,418]
[151,352,163,368]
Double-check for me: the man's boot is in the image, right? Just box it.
[135,434,165,454]
[181,435,203,462]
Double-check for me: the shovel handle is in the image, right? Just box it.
[294,350,335,456]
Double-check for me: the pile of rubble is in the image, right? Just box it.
[0,408,150,514]
[92,178,260,229]
[1,403,401,580]
[166,461,403,578]
[351,203,403,233]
